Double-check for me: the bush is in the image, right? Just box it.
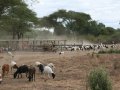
[113,59,120,70]
[98,50,106,54]
[88,67,112,90]
[98,49,120,54]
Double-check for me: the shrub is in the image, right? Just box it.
[98,49,120,54]
[96,54,100,58]
[113,59,120,70]
[88,67,112,90]
[98,50,106,54]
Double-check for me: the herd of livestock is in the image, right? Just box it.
[0,51,56,84]
[0,42,118,53]
[61,43,118,52]
[0,43,119,84]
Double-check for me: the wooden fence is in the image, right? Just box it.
[0,39,67,51]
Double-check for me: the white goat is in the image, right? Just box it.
[59,51,64,55]
[47,63,55,71]
[8,51,14,57]
[11,61,16,66]
[37,63,55,79]
[43,66,55,79]
[0,73,2,84]
[35,61,41,66]
[10,61,18,73]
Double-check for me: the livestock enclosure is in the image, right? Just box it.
[0,39,67,52]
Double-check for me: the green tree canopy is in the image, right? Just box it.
[0,0,38,39]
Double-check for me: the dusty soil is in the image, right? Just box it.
[0,51,120,90]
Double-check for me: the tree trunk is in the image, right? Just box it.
[17,32,23,40]
[12,32,15,39]
[17,33,20,40]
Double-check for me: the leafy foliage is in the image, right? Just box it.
[98,49,120,54]
[39,9,117,43]
[88,67,112,90]
[113,59,120,70]
[0,0,38,39]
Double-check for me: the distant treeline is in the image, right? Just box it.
[39,9,120,43]
[0,0,120,43]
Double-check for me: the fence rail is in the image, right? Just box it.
[0,39,67,51]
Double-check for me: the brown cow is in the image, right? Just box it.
[2,64,9,77]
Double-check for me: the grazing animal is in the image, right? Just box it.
[0,73,2,84]
[12,64,19,69]
[2,64,9,77]
[71,46,80,51]
[38,64,55,79]
[11,61,16,66]
[10,61,18,72]
[28,66,36,82]
[8,51,14,57]
[0,47,3,53]
[59,51,64,55]
[38,64,44,74]
[44,66,55,79]
[14,65,29,79]
[35,61,41,66]
[47,63,55,71]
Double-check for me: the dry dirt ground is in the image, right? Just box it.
[0,51,120,90]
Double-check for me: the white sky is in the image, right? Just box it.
[28,0,120,29]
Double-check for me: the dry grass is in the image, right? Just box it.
[0,51,120,90]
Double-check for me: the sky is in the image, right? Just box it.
[28,0,120,29]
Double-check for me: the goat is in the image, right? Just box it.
[10,61,18,73]
[47,63,55,71]
[0,73,2,84]
[28,66,36,82]
[59,51,64,55]
[35,61,41,66]
[38,64,55,79]
[0,47,3,53]
[71,46,80,51]
[44,66,55,79]
[38,64,44,74]
[8,51,14,57]
[2,64,9,77]
[14,65,28,79]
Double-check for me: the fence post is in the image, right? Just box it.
[33,40,35,52]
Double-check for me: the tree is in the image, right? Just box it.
[38,9,118,43]
[0,0,38,39]
[0,0,24,17]
[39,9,91,36]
